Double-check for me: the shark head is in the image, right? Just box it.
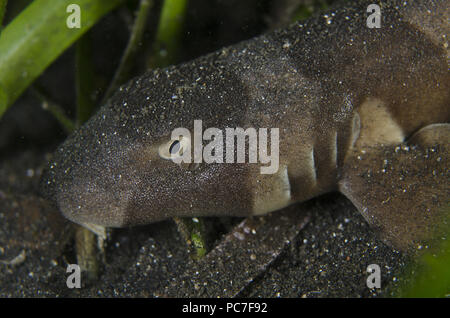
[41,62,264,227]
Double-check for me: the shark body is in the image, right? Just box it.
[42,0,449,251]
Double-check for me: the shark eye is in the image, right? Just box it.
[158,136,190,161]
[169,140,181,155]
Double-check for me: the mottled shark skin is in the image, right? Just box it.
[41,0,449,251]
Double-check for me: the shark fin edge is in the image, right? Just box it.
[339,123,449,252]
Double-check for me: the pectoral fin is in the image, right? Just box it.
[339,124,449,252]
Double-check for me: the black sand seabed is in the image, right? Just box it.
[0,150,410,298]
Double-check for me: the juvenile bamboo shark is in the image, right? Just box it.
[42,0,449,251]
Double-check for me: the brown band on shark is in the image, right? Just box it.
[400,0,449,53]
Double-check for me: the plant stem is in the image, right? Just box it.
[31,86,75,134]
[75,225,100,283]
[75,31,95,126]
[0,0,7,29]
[148,0,188,68]
[102,0,154,102]
[173,217,207,260]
